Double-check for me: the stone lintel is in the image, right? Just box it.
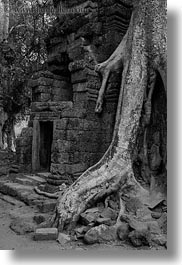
[31,101,73,112]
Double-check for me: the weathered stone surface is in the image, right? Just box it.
[37,199,57,213]
[96,217,113,226]
[72,82,87,92]
[0,179,56,213]
[128,230,150,247]
[100,207,118,220]
[15,177,33,186]
[57,233,71,245]
[157,213,167,234]
[148,198,166,211]
[74,226,88,239]
[151,212,162,219]
[0,182,33,198]
[117,223,130,241]
[34,228,58,241]
[107,199,119,211]
[10,216,36,235]
[0,194,25,207]
[84,207,101,214]
[29,77,53,87]
[125,197,144,215]
[80,211,99,225]
[23,175,46,184]
[147,221,161,235]
[33,214,46,225]
[126,217,148,232]
[31,101,73,112]
[0,166,8,176]
[18,0,130,192]
[150,234,167,247]
[84,225,118,244]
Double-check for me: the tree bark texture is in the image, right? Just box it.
[0,0,9,42]
[51,0,167,231]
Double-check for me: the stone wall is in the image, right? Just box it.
[17,0,133,184]
[16,126,33,172]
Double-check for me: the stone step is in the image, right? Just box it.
[0,181,33,204]
[36,199,56,213]
[15,177,34,186]
[0,194,26,207]
[23,174,47,184]
[36,172,51,179]
[0,181,56,213]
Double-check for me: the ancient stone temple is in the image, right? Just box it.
[16,0,133,188]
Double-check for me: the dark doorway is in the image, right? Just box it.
[39,121,53,171]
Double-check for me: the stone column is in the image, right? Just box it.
[0,106,7,149]
[32,119,40,171]
[0,124,3,149]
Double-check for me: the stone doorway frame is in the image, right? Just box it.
[32,120,53,172]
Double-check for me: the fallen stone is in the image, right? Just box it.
[157,213,167,234]
[147,221,161,235]
[117,223,130,241]
[74,226,88,238]
[75,226,88,234]
[150,234,167,247]
[96,202,105,210]
[125,197,144,215]
[36,172,51,179]
[37,199,57,213]
[108,199,119,211]
[100,207,118,220]
[57,233,71,245]
[128,230,150,247]
[80,212,98,225]
[148,198,165,210]
[136,206,152,219]
[33,214,46,225]
[151,212,162,219]
[34,228,58,241]
[84,224,117,244]
[96,217,113,226]
[128,218,148,232]
[85,207,101,214]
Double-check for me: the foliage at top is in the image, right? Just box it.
[0,0,56,121]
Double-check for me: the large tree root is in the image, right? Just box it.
[94,26,129,113]
[54,156,150,232]
[51,0,167,234]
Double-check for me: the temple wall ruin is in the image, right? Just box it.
[16,0,133,184]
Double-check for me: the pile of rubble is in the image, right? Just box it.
[0,155,167,249]
[34,194,167,249]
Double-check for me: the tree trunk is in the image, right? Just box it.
[52,0,167,232]
[0,0,9,42]
[0,0,4,42]
[0,107,8,149]
[3,0,9,41]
